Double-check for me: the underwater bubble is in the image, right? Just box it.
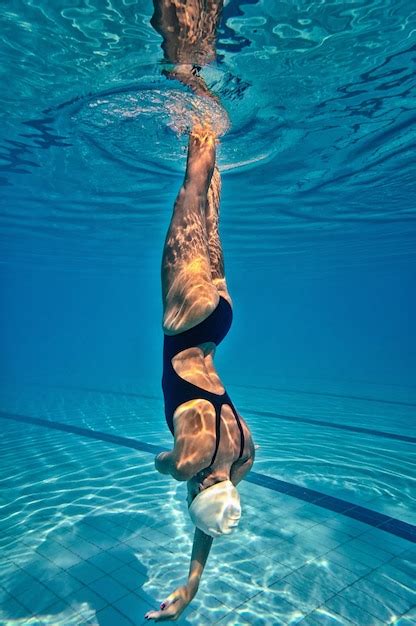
[62,78,286,175]
[83,87,229,137]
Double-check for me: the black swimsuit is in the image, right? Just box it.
[162,296,245,467]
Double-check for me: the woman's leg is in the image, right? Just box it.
[162,128,220,334]
[205,165,232,304]
[151,0,224,66]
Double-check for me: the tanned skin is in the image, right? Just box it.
[145,2,255,622]
[145,128,254,622]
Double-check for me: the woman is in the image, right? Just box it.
[145,3,255,622]
[145,123,255,623]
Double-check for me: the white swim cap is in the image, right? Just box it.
[188,480,241,538]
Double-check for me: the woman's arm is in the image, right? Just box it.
[230,455,254,486]
[154,448,208,482]
[188,526,214,595]
[155,404,220,481]
[154,451,177,476]
[145,527,213,621]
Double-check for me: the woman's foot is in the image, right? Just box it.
[163,64,218,102]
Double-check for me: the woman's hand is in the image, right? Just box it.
[145,528,210,621]
[145,585,192,621]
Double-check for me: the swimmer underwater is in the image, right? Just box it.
[145,1,255,621]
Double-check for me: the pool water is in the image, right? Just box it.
[1,381,415,625]
[1,0,415,625]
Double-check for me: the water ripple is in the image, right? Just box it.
[0,0,415,268]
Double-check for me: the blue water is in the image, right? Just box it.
[1,1,415,625]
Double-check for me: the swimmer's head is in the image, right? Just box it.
[188,480,241,538]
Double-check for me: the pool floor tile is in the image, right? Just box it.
[36,540,82,569]
[388,554,416,579]
[122,533,153,552]
[88,574,130,604]
[292,504,338,524]
[150,520,180,539]
[95,604,136,626]
[66,587,109,613]
[199,603,237,623]
[1,569,37,595]
[347,577,416,616]
[323,548,375,576]
[366,563,416,599]
[326,542,389,569]
[298,606,354,625]
[205,577,255,604]
[249,528,289,553]
[285,512,322,530]
[183,610,227,625]
[128,556,149,576]
[214,609,253,625]
[85,518,127,540]
[41,597,75,621]
[2,559,18,577]
[16,579,60,614]
[105,544,138,564]
[0,594,29,621]
[276,538,330,568]
[110,563,147,593]
[219,566,265,594]
[237,588,305,624]
[357,528,411,555]
[189,590,234,616]
[276,571,336,607]
[325,595,381,625]
[43,570,84,599]
[140,526,175,548]
[231,556,267,579]
[286,558,360,594]
[78,528,115,550]
[66,561,106,585]
[275,519,311,538]
[293,525,351,550]
[87,550,125,574]
[113,591,156,625]
[19,558,64,584]
[324,516,371,537]
[347,537,395,562]
[63,535,102,560]
[393,608,416,625]
[337,585,398,623]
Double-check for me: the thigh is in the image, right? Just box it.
[161,189,219,334]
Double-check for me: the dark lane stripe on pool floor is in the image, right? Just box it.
[233,382,416,409]
[5,382,415,443]
[1,410,415,544]
[245,473,416,543]
[240,408,416,444]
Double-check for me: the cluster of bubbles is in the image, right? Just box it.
[88,86,229,138]
[69,80,237,174]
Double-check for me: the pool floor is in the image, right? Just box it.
[1,383,415,625]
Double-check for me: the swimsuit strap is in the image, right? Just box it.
[209,403,222,467]
[230,402,245,460]
[208,399,245,467]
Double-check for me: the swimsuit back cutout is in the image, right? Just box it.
[162,296,245,467]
